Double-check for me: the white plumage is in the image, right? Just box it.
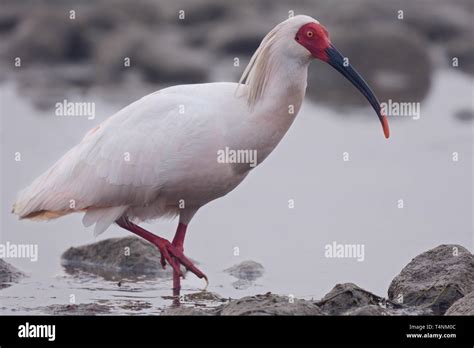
[14,83,251,234]
[13,14,388,241]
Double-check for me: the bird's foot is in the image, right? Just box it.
[151,236,208,282]
[115,217,207,294]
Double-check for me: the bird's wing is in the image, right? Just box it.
[13,83,238,232]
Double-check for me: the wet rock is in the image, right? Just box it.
[162,291,227,312]
[183,291,225,303]
[224,260,265,290]
[344,304,392,316]
[307,26,432,108]
[218,292,324,315]
[445,291,474,316]
[61,236,188,280]
[343,304,430,316]
[388,245,474,315]
[162,306,211,316]
[42,303,111,315]
[315,283,388,315]
[120,300,153,312]
[454,109,474,122]
[0,259,25,289]
[230,279,255,290]
[224,260,264,281]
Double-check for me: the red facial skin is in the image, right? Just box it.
[295,23,331,61]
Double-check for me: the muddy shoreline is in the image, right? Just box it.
[1,242,472,315]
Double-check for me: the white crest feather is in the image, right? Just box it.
[238,15,316,107]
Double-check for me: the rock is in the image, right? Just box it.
[42,303,111,315]
[315,283,388,315]
[224,260,265,290]
[61,236,188,280]
[182,291,225,303]
[445,291,474,316]
[0,259,25,289]
[162,306,211,316]
[454,109,474,122]
[343,304,429,316]
[224,260,264,281]
[230,279,254,290]
[162,291,226,315]
[307,25,432,108]
[388,244,474,315]
[119,300,153,312]
[218,292,325,315]
[344,304,392,316]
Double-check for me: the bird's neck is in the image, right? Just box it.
[255,58,309,113]
[245,59,310,165]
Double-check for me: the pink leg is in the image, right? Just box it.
[171,223,187,294]
[116,217,207,296]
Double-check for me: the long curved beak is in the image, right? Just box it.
[325,44,390,139]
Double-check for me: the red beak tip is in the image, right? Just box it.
[381,115,390,139]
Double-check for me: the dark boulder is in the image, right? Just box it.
[0,259,25,289]
[445,291,474,316]
[61,236,189,280]
[388,245,474,315]
[315,283,388,315]
[218,292,325,315]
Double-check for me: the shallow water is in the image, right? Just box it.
[0,69,472,314]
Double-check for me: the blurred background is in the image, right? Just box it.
[0,0,472,107]
[0,0,472,313]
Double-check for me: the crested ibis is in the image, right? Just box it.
[13,15,390,295]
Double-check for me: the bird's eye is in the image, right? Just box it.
[306,31,314,38]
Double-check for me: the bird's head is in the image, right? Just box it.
[293,18,390,139]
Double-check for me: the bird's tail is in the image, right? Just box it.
[13,162,128,236]
[13,188,69,221]
[12,159,77,220]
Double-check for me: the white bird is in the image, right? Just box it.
[13,15,389,295]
